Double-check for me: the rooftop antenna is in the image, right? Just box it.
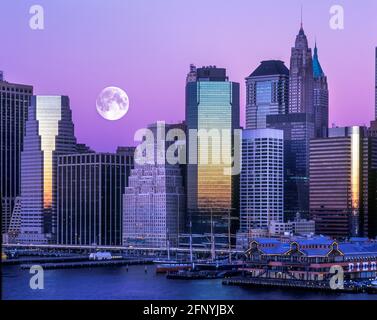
[300,4,303,28]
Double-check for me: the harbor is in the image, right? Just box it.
[3,235,377,296]
[3,263,377,300]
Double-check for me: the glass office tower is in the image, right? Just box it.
[185,66,240,235]
[16,96,77,243]
[245,60,289,129]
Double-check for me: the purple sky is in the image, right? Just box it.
[1,0,376,152]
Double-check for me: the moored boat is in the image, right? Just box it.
[155,263,192,274]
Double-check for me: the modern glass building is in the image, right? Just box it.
[310,126,377,238]
[0,74,33,238]
[16,96,77,244]
[240,129,284,232]
[186,66,240,235]
[245,60,289,129]
[57,152,133,246]
[313,43,329,138]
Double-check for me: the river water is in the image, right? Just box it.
[2,265,377,300]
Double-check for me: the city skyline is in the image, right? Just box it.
[0,0,376,152]
[2,1,377,302]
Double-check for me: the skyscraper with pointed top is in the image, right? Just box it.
[288,23,314,114]
[313,42,329,138]
[267,22,315,220]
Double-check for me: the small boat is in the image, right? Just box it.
[155,263,192,274]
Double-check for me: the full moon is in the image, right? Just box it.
[96,86,129,121]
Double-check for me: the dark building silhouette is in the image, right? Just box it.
[267,113,314,221]
[0,74,33,237]
[57,151,133,246]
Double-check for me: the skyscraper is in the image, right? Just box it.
[267,113,314,221]
[0,74,33,237]
[288,25,314,114]
[240,129,284,232]
[16,96,77,244]
[310,127,377,238]
[313,43,329,138]
[123,122,185,248]
[369,48,377,137]
[375,47,377,120]
[57,151,132,246]
[245,60,289,129]
[186,66,240,235]
[265,25,316,222]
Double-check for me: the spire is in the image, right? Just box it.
[313,41,325,78]
[295,7,308,50]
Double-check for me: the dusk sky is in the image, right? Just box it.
[1,0,376,151]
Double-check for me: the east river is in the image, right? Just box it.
[2,265,377,300]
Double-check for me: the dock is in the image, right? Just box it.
[3,255,88,265]
[20,259,154,270]
[222,277,374,294]
[167,270,241,280]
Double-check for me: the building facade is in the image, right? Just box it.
[123,122,186,248]
[0,74,33,236]
[57,152,132,246]
[267,113,315,221]
[240,129,284,232]
[243,237,377,282]
[16,96,77,244]
[269,216,315,236]
[186,65,240,235]
[312,43,329,138]
[245,60,289,130]
[310,127,377,239]
[288,25,314,114]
